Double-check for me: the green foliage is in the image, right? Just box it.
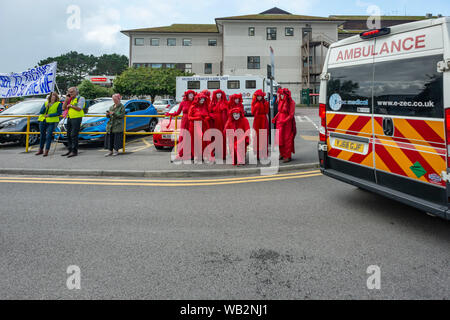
[92,54,129,76]
[113,67,192,98]
[78,80,114,99]
[37,52,128,94]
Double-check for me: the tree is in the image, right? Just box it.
[91,54,129,76]
[78,80,114,99]
[37,52,128,94]
[38,51,97,94]
[113,67,193,99]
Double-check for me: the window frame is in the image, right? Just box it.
[285,27,294,36]
[245,80,257,89]
[207,81,221,90]
[248,27,255,36]
[266,27,277,40]
[247,56,261,70]
[150,38,160,46]
[134,38,145,46]
[204,63,212,75]
[208,39,217,46]
[227,80,240,90]
[187,81,201,90]
[182,38,192,46]
[167,38,176,46]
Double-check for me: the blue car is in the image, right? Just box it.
[56,99,158,142]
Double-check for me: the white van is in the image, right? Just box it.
[176,76,279,115]
[318,18,450,220]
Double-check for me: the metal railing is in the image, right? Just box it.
[0,114,180,154]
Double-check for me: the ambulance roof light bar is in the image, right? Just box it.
[360,27,391,40]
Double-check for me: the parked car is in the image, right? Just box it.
[55,99,158,143]
[153,99,176,114]
[153,104,181,150]
[0,105,5,113]
[0,99,45,145]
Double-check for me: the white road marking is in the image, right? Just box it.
[296,115,320,131]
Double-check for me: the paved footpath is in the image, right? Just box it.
[0,108,320,176]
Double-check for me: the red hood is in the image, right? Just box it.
[228,94,243,109]
[228,106,245,118]
[183,90,197,102]
[252,90,266,105]
[192,92,210,108]
[277,87,292,104]
[212,89,227,104]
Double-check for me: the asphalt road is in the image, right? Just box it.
[0,170,449,299]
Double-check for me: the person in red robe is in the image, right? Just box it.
[228,93,244,113]
[224,106,250,166]
[188,92,210,161]
[166,90,196,159]
[251,89,269,160]
[272,88,297,162]
[209,89,228,160]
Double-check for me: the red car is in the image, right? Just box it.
[153,104,182,150]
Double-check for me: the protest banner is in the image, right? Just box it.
[0,62,57,98]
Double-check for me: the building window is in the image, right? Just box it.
[204,63,212,74]
[151,63,162,69]
[134,38,144,46]
[183,38,192,46]
[165,63,176,69]
[227,80,240,89]
[208,39,217,46]
[249,27,255,36]
[246,80,257,89]
[187,81,200,90]
[266,27,277,40]
[207,81,220,89]
[167,38,176,46]
[247,56,260,69]
[185,63,192,73]
[285,27,294,36]
[150,38,159,46]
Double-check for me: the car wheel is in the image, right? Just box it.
[21,125,39,146]
[155,145,165,150]
[146,119,158,132]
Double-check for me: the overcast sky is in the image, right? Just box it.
[1,0,448,72]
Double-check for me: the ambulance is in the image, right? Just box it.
[318,17,450,220]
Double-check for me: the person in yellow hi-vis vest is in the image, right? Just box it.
[62,87,86,158]
[36,92,62,157]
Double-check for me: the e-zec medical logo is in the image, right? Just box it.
[329,93,343,111]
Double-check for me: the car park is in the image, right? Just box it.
[153,104,181,150]
[56,99,158,143]
[153,99,176,114]
[0,99,45,145]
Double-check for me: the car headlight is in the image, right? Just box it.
[1,119,22,128]
[83,120,106,128]
[155,123,161,132]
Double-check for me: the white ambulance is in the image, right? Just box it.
[318,17,450,220]
[176,76,279,115]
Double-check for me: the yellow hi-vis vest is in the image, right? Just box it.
[38,101,61,123]
[68,96,85,119]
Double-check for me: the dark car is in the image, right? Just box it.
[0,99,46,146]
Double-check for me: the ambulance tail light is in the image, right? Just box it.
[319,103,327,142]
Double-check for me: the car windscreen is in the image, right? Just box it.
[2,100,44,115]
[87,100,115,114]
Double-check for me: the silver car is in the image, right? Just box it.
[153,99,175,114]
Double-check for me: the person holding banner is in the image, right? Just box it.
[62,87,85,158]
[36,92,62,157]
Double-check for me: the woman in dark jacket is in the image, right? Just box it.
[104,94,125,156]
